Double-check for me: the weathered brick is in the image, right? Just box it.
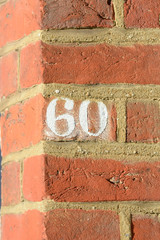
[0,52,18,98]
[132,215,160,240]
[1,210,46,240]
[42,0,115,29]
[2,162,20,206]
[127,101,160,143]
[0,0,41,47]
[45,97,116,142]
[20,42,160,86]
[45,209,120,240]
[41,43,160,85]
[23,155,46,201]
[0,94,45,156]
[23,155,160,202]
[45,156,160,201]
[124,0,160,28]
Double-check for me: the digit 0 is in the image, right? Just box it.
[79,100,108,136]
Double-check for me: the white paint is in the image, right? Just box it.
[46,98,108,138]
[79,100,108,136]
[55,89,60,94]
[46,98,75,137]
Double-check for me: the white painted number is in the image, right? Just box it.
[79,100,108,136]
[46,98,108,137]
[46,98,75,137]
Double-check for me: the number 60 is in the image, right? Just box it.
[46,97,108,137]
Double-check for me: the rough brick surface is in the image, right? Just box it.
[45,209,120,240]
[0,52,17,98]
[124,0,160,28]
[42,0,115,29]
[127,101,160,143]
[45,156,160,201]
[23,155,160,202]
[0,94,45,156]
[42,43,160,85]
[45,97,116,142]
[20,42,160,85]
[0,0,41,47]
[2,162,20,206]
[1,210,46,240]
[23,156,46,201]
[132,215,160,240]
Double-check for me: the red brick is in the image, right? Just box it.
[0,94,45,157]
[0,0,41,47]
[23,155,46,201]
[0,52,17,98]
[2,162,20,206]
[45,209,120,240]
[1,210,46,240]
[45,156,160,201]
[42,0,115,29]
[132,215,160,240]
[42,43,160,85]
[0,0,114,47]
[23,155,160,202]
[20,42,43,88]
[124,0,160,28]
[20,42,160,86]
[127,101,160,143]
[45,97,116,142]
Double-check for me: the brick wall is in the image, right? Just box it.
[0,0,160,239]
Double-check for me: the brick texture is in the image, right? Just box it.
[0,0,114,47]
[2,162,20,206]
[45,209,120,240]
[1,210,46,240]
[0,94,45,156]
[20,42,160,86]
[124,0,160,28]
[0,51,18,98]
[127,101,160,143]
[42,0,115,29]
[23,155,160,202]
[41,43,160,85]
[132,215,160,240]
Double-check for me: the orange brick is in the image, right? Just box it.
[0,0,41,47]
[0,94,45,156]
[0,52,18,98]
[132,215,160,240]
[1,210,46,240]
[20,42,43,88]
[2,162,20,206]
[23,155,46,201]
[127,101,160,143]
